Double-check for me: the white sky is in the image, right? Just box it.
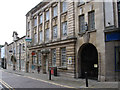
[0,0,42,45]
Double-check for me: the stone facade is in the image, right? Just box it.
[26,0,120,81]
[6,32,26,71]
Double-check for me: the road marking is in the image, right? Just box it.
[2,70,75,88]
[0,79,14,90]
[25,76,75,88]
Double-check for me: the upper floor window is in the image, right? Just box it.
[62,22,67,37]
[53,26,57,39]
[78,0,85,5]
[34,33,37,44]
[118,2,120,27]
[28,22,30,30]
[53,6,58,17]
[39,15,42,24]
[39,31,42,43]
[45,10,49,21]
[61,47,66,67]
[62,1,67,13]
[45,29,49,41]
[79,15,85,33]
[34,18,37,27]
[88,11,95,30]
[52,49,56,66]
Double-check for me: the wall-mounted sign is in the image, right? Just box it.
[25,37,32,42]
[68,57,72,64]
[105,32,120,42]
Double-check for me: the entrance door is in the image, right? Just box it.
[80,43,98,79]
[43,55,48,74]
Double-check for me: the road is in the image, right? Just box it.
[0,70,75,90]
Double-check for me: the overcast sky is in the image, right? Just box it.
[0,0,42,45]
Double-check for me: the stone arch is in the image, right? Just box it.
[78,43,98,79]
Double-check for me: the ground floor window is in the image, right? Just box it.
[52,49,56,66]
[38,51,42,65]
[61,47,66,67]
[115,47,120,71]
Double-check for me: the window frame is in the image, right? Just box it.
[52,49,56,66]
[39,31,42,43]
[38,51,42,65]
[34,33,37,44]
[53,25,58,39]
[45,28,49,41]
[88,11,95,31]
[79,14,85,33]
[39,14,43,24]
[45,10,50,21]
[53,5,58,17]
[61,47,67,67]
[62,1,67,13]
[34,18,37,27]
[62,21,67,37]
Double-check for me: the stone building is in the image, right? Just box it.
[7,32,26,71]
[26,0,120,81]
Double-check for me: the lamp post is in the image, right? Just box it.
[19,44,21,71]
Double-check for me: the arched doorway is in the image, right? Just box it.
[78,43,98,79]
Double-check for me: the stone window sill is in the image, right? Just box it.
[78,29,96,36]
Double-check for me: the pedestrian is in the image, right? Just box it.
[38,66,40,74]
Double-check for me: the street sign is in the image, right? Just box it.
[25,37,32,42]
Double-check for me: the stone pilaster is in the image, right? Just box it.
[67,2,75,37]
[57,1,61,39]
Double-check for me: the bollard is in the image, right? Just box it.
[85,72,88,87]
[49,68,51,80]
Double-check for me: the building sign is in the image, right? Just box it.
[105,32,120,42]
[68,57,72,64]
[25,37,32,42]
[32,51,35,56]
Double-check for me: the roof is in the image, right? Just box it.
[26,0,49,16]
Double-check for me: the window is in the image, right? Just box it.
[53,6,58,17]
[52,49,56,66]
[62,22,67,37]
[78,0,85,5]
[46,11,49,21]
[22,43,25,52]
[62,1,67,13]
[53,26,57,39]
[115,47,120,71]
[39,15,42,24]
[28,22,30,30]
[61,48,66,67]
[88,11,95,30]
[39,31,42,43]
[45,29,49,41]
[79,15,85,32]
[34,33,37,44]
[38,51,42,65]
[34,18,37,27]
[118,2,120,27]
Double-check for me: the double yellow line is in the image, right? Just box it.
[0,79,14,90]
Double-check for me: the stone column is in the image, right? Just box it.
[42,12,45,42]
[67,2,75,38]
[37,14,39,44]
[49,6,52,41]
[57,1,61,39]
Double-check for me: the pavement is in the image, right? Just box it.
[1,68,119,89]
